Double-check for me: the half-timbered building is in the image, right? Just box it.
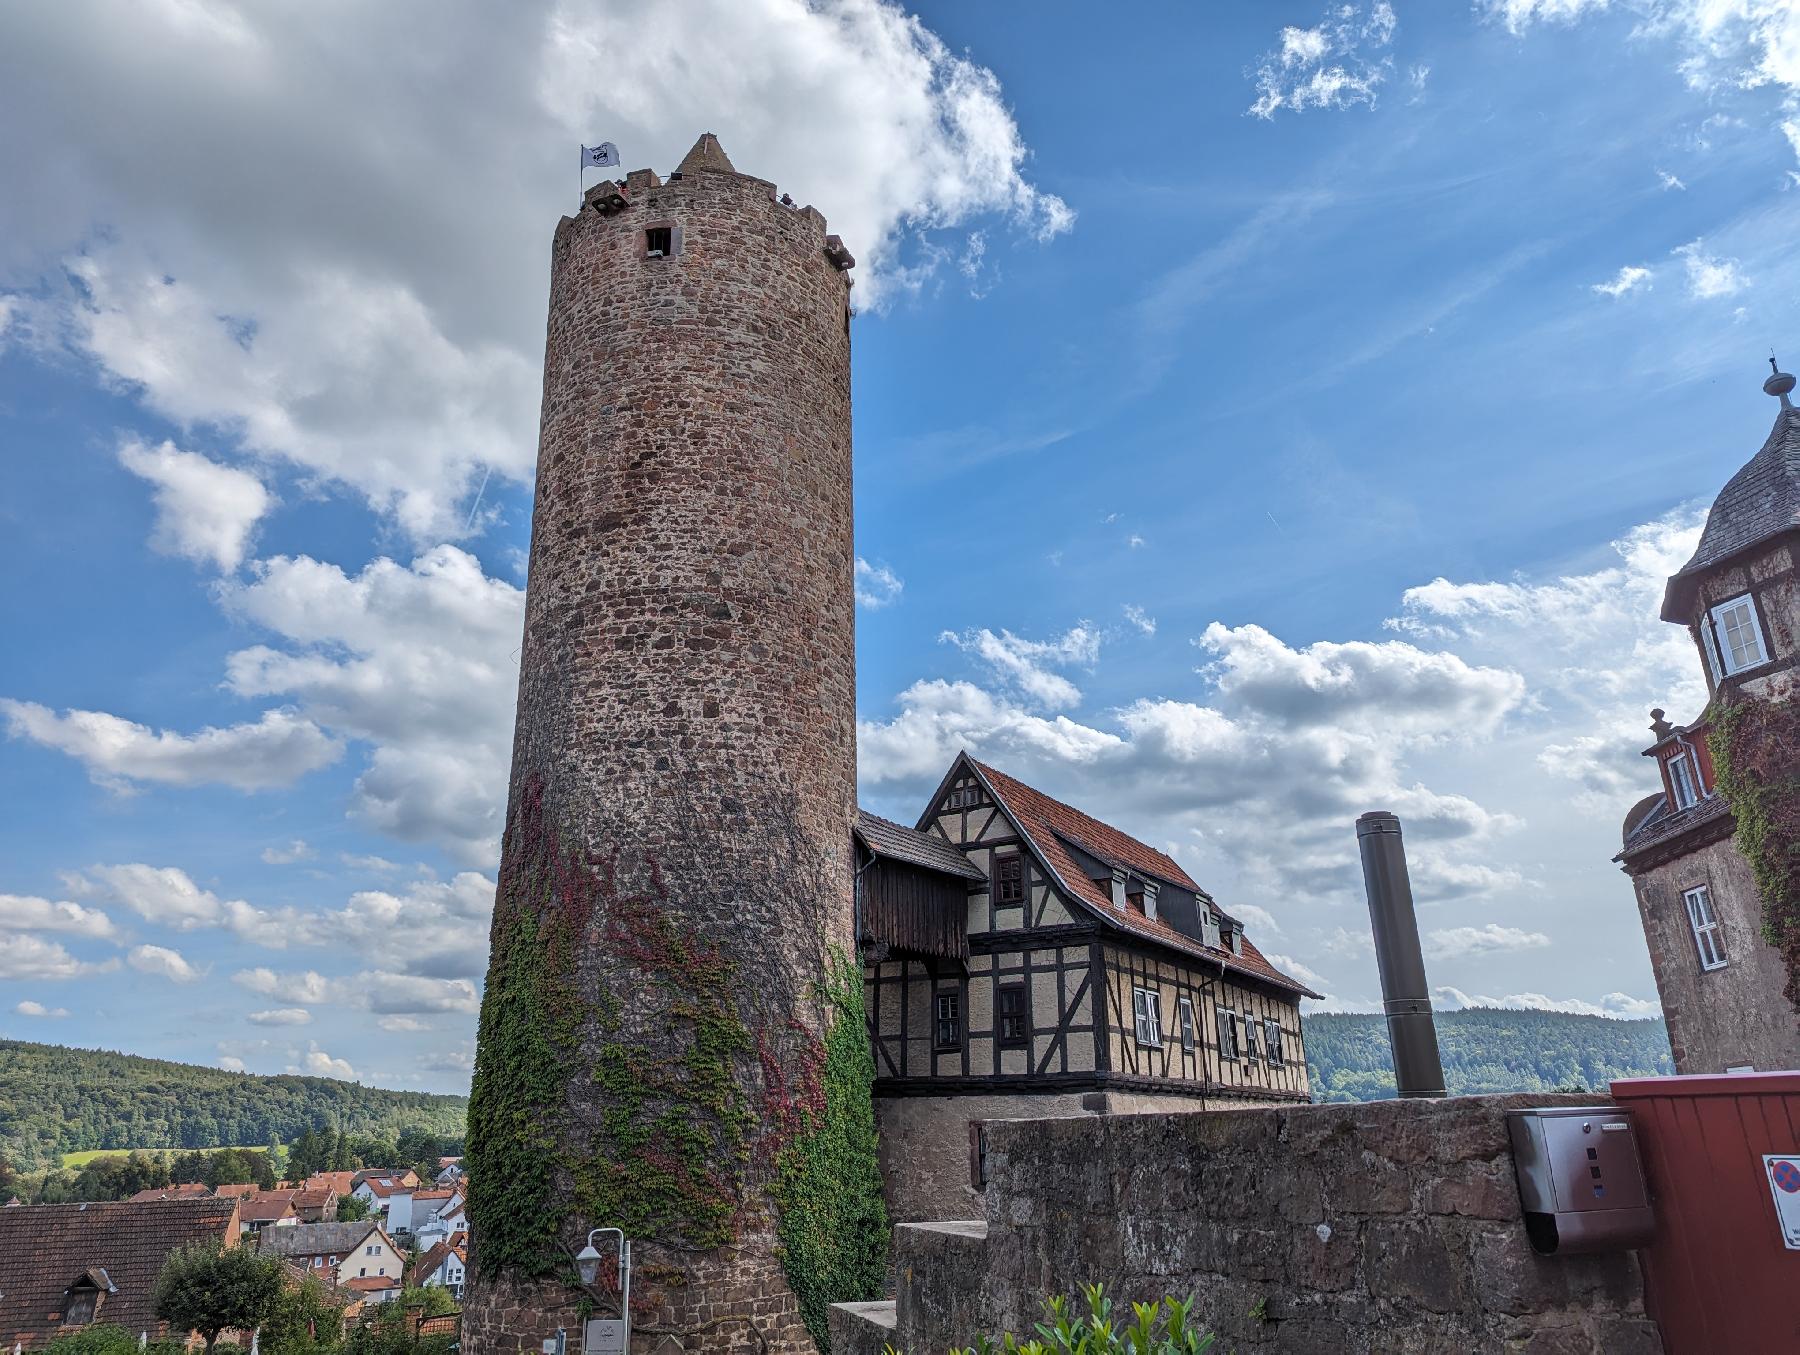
[856,753,1320,1220]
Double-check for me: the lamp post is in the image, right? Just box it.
[572,1229,630,1353]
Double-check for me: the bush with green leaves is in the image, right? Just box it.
[887,1286,1216,1355]
[43,1325,188,1355]
[152,1240,284,1354]
[260,1274,346,1355]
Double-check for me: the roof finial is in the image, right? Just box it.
[1766,351,1796,408]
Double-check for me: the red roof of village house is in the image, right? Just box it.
[967,759,1322,999]
[212,1183,261,1199]
[359,1175,412,1198]
[239,1193,299,1223]
[303,1171,358,1196]
[128,1183,210,1202]
[343,1276,400,1293]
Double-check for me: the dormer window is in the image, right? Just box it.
[64,1288,99,1325]
[1667,750,1700,810]
[1708,594,1769,675]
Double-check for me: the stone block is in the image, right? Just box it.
[1362,1219,1474,1314]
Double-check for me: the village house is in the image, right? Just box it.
[859,753,1319,1219]
[408,1232,467,1299]
[126,1183,209,1202]
[236,1192,299,1234]
[301,1170,359,1198]
[0,1197,241,1350]
[350,1171,418,1232]
[257,1219,406,1298]
[1618,363,1800,1074]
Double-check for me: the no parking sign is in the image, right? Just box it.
[1764,1155,1800,1249]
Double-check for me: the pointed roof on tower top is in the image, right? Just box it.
[677,133,736,176]
[1661,361,1800,620]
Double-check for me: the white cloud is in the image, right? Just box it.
[117,438,272,572]
[220,547,522,864]
[218,1055,248,1073]
[1263,952,1332,990]
[0,0,1068,537]
[247,1008,312,1026]
[1435,986,1662,1018]
[261,840,314,865]
[78,864,284,942]
[1231,903,1284,937]
[1249,2,1398,118]
[1122,605,1156,637]
[0,893,116,939]
[940,625,1100,710]
[129,943,204,984]
[1426,922,1552,958]
[854,558,904,609]
[0,699,341,792]
[302,1042,356,1080]
[1674,239,1748,298]
[0,935,118,981]
[1483,0,1610,33]
[1657,168,1687,190]
[234,966,480,1015]
[15,1000,70,1018]
[1591,264,1652,297]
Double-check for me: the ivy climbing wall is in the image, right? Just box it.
[461,137,886,1354]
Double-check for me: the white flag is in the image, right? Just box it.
[581,142,620,169]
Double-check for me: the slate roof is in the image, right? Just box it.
[1663,405,1800,619]
[855,809,986,880]
[965,760,1322,999]
[0,1197,240,1349]
[258,1220,380,1259]
[1617,791,1734,863]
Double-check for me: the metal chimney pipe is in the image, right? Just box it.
[1356,810,1447,1099]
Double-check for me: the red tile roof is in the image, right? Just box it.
[969,759,1321,998]
[0,1198,241,1350]
[128,1183,210,1202]
[212,1183,261,1200]
[303,1172,358,1197]
[343,1276,400,1293]
[239,1195,298,1224]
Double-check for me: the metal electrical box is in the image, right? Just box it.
[1507,1106,1656,1254]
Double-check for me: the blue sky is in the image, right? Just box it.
[2,0,1797,1092]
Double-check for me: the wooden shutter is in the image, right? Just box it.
[1215,1007,1234,1060]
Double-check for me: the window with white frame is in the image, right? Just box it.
[1667,751,1700,810]
[1215,1006,1240,1061]
[1132,987,1163,1046]
[1177,996,1196,1052]
[1683,885,1728,971]
[1264,1018,1284,1067]
[1709,595,1769,675]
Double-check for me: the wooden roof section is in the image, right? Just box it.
[0,1197,241,1349]
[963,757,1322,999]
[855,809,986,880]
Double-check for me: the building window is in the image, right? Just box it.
[1242,1014,1261,1062]
[935,991,962,1050]
[644,226,674,257]
[1132,987,1163,1046]
[1216,1007,1240,1062]
[1709,595,1769,675]
[1177,997,1196,1052]
[64,1291,98,1326]
[1683,884,1728,971]
[946,786,980,809]
[994,853,1025,906]
[997,983,1029,1047]
[1264,1019,1284,1066]
[1667,751,1700,810]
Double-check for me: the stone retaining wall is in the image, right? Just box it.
[877,1095,1661,1354]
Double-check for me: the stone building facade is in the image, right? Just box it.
[858,754,1318,1221]
[461,135,860,1353]
[1617,364,1800,1074]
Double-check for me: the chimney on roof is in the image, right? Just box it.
[1355,810,1447,1099]
[1766,353,1795,409]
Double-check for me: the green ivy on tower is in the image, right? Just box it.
[1709,694,1800,1013]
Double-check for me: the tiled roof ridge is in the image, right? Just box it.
[970,760,1200,891]
[967,758,1320,999]
[855,807,987,880]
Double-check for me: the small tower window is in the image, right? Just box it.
[993,853,1024,905]
[997,984,1029,1047]
[644,226,675,258]
[1708,594,1769,675]
[1683,884,1727,971]
[934,991,962,1050]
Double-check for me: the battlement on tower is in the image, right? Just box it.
[568,132,855,275]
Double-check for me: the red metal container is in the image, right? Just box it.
[1610,1072,1800,1354]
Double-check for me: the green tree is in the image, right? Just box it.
[153,1241,283,1354]
[260,1275,345,1355]
[331,1128,355,1172]
[336,1193,373,1222]
[398,1286,458,1318]
[43,1324,139,1355]
[394,1128,440,1179]
[288,1127,325,1181]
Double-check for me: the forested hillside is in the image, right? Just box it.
[0,1039,467,1170]
[1303,1008,1674,1101]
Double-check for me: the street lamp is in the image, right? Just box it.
[573,1228,631,1352]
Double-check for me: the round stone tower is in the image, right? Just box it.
[461,136,866,1353]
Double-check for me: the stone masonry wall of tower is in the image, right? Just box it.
[460,136,858,1354]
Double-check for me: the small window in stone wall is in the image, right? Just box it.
[1683,884,1728,971]
[997,983,1029,1047]
[935,990,962,1050]
[644,225,676,258]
